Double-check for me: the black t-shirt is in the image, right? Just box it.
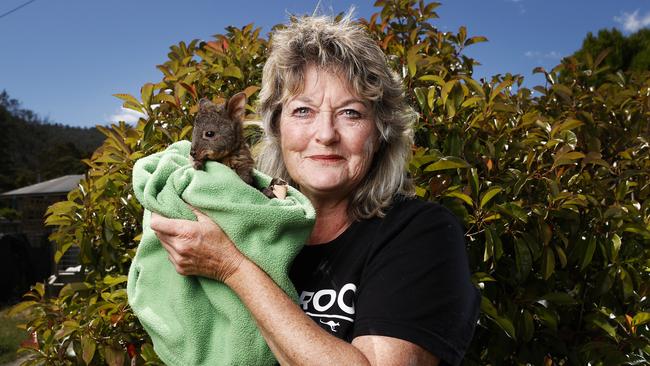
[289,197,480,366]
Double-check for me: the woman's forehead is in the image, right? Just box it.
[283,65,367,106]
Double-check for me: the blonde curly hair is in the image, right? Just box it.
[257,14,416,219]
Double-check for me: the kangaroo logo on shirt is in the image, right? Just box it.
[320,319,341,332]
[299,283,357,328]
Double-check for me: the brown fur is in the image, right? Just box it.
[190,93,255,185]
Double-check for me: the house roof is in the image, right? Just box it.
[1,175,83,197]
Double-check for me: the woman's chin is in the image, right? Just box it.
[300,180,351,199]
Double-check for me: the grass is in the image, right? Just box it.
[0,305,29,364]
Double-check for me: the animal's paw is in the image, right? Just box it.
[262,178,288,199]
[190,156,204,170]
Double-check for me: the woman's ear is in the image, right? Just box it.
[226,92,247,122]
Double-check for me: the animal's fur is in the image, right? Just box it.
[190,93,255,185]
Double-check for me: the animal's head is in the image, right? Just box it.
[190,92,247,168]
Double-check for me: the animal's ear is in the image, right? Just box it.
[226,92,247,122]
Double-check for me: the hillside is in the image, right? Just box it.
[0,91,104,193]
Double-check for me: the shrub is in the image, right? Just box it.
[14,1,650,365]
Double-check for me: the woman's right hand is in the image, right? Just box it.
[149,207,246,283]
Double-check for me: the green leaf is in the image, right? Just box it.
[611,233,622,261]
[414,87,427,110]
[496,202,529,223]
[520,310,534,342]
[82,335,96,365]
[465,36,488,47]
[424,156,470,172]
[580,236,597,271]
[59,282,92,297]
[406,45,421,77]
[514,238,532,280]
[440,79,457,106]
[632,312,650,326]
[140,83,154,108]
[534,305,558,332]
[113,93,141,107]
[591,317,618,340]
[550,118,583,138]
[54,320,79,340]
[460,76,485,98]
[141,343,160,362]
[223,65,243,79]
[468,167,480,200]
[540,292,578,305]
[8,301,37,317]
[445,191,473,207]
[485,225,503,260]
[553,151,585,167]
[554,245,567,268]
[472,272,497,283]
[104,275,128,286]
[480,297,517,340]
[620,267,634,299]
[427,87,436,110]
[54,242,73,263]
[489,79,512,103]
[552,84,573,101]
[542,246,556,280]
[480,296,498,318]
[419,74,446,87]
[105,346,125,366]
[479,186,502,209]
[460,96,483,108]
[457,26,467,44]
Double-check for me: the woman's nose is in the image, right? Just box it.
[314,111,339,145]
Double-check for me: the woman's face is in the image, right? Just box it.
[279,65,378,201]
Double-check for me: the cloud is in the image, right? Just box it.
[525,50,562,60]
[506,0,526,13]
[614,9,650,33]
[107,107,146,125]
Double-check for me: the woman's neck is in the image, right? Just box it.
[306,197,351,245]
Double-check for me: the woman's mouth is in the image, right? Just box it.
[307,154,345,163]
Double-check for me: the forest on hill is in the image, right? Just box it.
[0,91,104,193]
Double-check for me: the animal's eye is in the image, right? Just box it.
[203,130,216,140]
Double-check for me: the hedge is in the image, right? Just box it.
[12,1,650,365]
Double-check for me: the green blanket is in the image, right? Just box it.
[127,140,315,366]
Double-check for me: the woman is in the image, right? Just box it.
[151,14,479,365]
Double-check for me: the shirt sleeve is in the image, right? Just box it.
[352,202,480,366]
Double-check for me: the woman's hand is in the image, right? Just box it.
[149,207,245,282]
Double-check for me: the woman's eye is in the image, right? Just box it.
[292,107,312,117]
[341,109,362,119]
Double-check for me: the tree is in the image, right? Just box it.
[13,1,650,365]
[569,28,650,84]
[0,91,104,193]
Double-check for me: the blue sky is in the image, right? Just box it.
[1,0,649,128]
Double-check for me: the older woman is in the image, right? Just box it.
[151,15,479,366]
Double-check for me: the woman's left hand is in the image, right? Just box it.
[149,207,245,282]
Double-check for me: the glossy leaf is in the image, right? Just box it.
[424,156,471,172]
[479,186,502,209]
[81,335,96,365]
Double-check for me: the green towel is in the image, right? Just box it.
[127,140,315,366]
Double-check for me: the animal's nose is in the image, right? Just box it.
[190,150,196,158]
